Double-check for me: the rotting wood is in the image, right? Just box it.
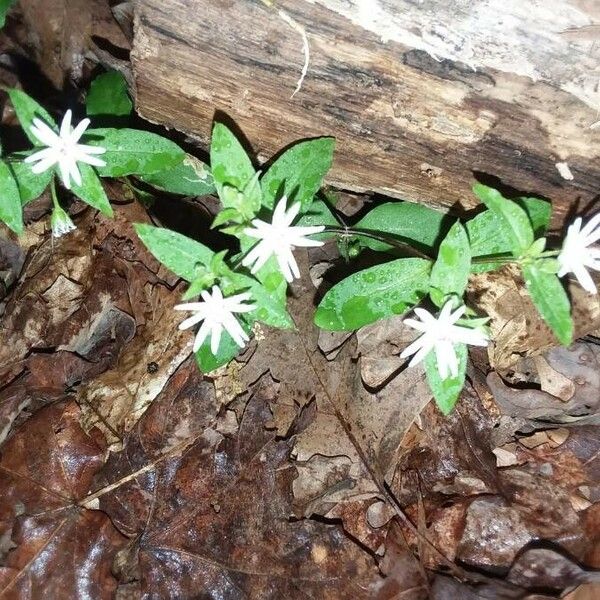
[131,0,600,221]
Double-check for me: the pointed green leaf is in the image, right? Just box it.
[353,202,449,253]
[210,123,256,204]
[182,272,216,300]
[6,89,56,146]
[522,264,573,345]
[296,198,339,241]
[315,258,431,331]
[468,196,552,272]
[229,272,293,329]
[212,207,243,229]
[472,184,534,257]
[138,154,215,197]
[424,343,467,415]
[261,137,335,211]
[7,153,52,204]
[85,128,185,177]
[86,71,133,117]
[135,224,215,281]
[429,221,471,307]
[70,163,113,216]
[195,326,249,373]
[0,160,23,234]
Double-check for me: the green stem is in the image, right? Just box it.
[322,226,434,260]
[49,176,60,210]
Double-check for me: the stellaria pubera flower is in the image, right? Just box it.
[24,110,106,190]
[174,285,256,354]
[401,301,489,379]
[242,196,325,282]
[557,214,600,294]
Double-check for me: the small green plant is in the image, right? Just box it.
[2,70,599,416]
[0,72,214,236]
[135,122,335,371]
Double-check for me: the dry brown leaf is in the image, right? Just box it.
[487,343,600,426]
[468,265,600,370]
[92,368,384,598]
[0,401,125,598]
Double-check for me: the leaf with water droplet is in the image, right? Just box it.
[429,220,470,307]
[315,258,431,331]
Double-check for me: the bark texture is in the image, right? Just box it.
[132,0,600,219]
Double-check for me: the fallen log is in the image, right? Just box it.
[132,0,600,220]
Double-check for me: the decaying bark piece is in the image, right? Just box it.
[132,0,600,217]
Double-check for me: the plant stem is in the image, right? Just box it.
[322,226,434,260]
[49,176,60,210]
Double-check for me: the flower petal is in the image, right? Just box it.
[580,213,600,238]
[70,118,91,143]
[58,159,72,189]
[573,263,597,294]
[193,319,212,352]
[30,119,60,146]
[60,110,73,139]
[29,155,59,174]
[210,322,223,355]
[179,312,206,330]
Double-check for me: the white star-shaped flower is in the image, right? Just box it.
[400,301,489,379]
[242,197,325,282]
[174,285,256,354]
[24,109,106,190]
[557,214,600,294]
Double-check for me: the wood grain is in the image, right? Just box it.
[132,0,600,220]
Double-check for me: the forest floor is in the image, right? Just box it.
[0,2,599,599]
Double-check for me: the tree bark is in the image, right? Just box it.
[131,0,600,221]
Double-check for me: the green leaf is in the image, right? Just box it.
[182,272,216,300]
[314,258,431,331]
[468,197,551,272]
[195,325,249,373]
[212,207,243,229]
[0,0,16,28]
[85,128,185,177]
[518,197,551,237]
[6,89,56,146]
[230,272,293,329]
[261,137,335,211]
[522,263,573,345]
[296,198,339,241]
[210,123,256,203]
[219,173,262,219]
[353,202,448,253]
[7,153,53,204]
[429,221,471,307]
[138,154,216,196]
[424,343,467,415]
[472,184,534,257]
[135,224,215,281]
[70,163,113,216]
[86,71,133,117]
[0,159,23,234]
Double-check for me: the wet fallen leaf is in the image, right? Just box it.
[0,401,125,598]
